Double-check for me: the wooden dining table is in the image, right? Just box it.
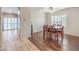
[43,25,64,44]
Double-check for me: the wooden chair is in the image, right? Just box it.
[57,26,64,43]
[50,26,64,44]
[50,26,58,43]
[43,25,50,40]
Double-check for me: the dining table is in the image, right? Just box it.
[43,24,64,44]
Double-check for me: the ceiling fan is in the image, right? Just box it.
[48,7,54,13]
[43,7,55,13]
[49,7,53,11]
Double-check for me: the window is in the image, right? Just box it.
[51,15,67,27]
[3,17,20,30]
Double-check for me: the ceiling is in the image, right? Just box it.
[30,7,69,13]
[2,7,19,14]
[42,7,69,13]
[2,7,69,14]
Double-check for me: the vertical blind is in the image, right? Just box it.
[51,15,67,27]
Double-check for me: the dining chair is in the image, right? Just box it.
[43,25,50,40]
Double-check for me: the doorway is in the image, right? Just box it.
[1,7,21,50]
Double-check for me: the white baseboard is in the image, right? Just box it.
[65,32,79,37]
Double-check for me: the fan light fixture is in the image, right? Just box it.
[48,7,54,13]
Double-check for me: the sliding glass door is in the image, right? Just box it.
[3,14,20,30]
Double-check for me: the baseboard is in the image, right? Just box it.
[65,33,79,37]
[33,31,42,34]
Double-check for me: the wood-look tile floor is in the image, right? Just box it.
[1,30,79,51]
[0,30,40,51]
[29,32,79,51]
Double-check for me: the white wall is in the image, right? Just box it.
[52,8,79,37]
[20,7,31,39]
[0,8,2,47]
[20,7,45,39]
[31,8,45,33]
[45,13,52,25]
[0,8,1,34]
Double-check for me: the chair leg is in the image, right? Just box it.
[56,33,59,44]
[61,32,64,43]
[43,30,45,40]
